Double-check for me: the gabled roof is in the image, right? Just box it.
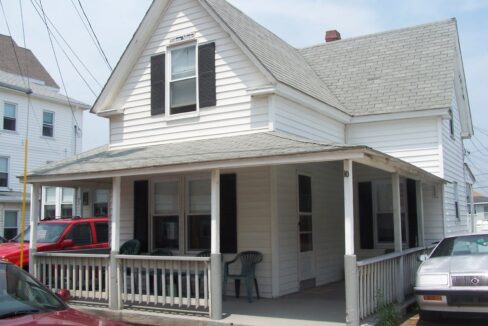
[0,34,59,89]
[300,19,458,116]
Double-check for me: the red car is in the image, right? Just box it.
[0,217,109,267]
[0,260,126,325]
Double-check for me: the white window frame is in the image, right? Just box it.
[3,210,19,239]
[165,41,199,118]
[42,110,55,138]
[0,157,9,189]
[372,179,409,248]
[2,101,17,132]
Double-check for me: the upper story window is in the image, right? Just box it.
[42,111,54,137]
[0,157,8,188]
[170,44,197,115]
[3,102,16,131]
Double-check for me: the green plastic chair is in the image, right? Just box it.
[224,251,263,303]
[151,248,173,256]
[119,239,141,255]
[197,250,211,257]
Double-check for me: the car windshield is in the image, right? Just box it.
[430,235,488,257]
[12,224,69,244]
[0,263,66,319]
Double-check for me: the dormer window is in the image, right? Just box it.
[170,44,197,115]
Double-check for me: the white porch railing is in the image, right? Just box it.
[116,255,211,315]
[34,252,110,304]
[356,247,431,319]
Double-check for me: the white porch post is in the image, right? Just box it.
[343,160,359,326]
[392,173,404,303]
[28,183,41,275]
[416,181,425,247]
[210,169,222,320]
[109,176,121,310]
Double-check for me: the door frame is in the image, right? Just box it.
[296,171,315,284]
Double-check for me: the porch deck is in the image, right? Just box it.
[74,282,346,326]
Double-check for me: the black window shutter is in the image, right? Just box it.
[133,180,149,253]
[151,54,165,116]
[220,173,237,253]
[198,42,216,108]
[358,182,374,250]
[406,179,418,248]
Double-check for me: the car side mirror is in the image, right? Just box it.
[61,239,74,248]
[55,289,70,302]
[418,254,428,262]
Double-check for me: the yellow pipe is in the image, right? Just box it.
[19,139,28,270]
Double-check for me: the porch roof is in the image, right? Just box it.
[24,132,444,183]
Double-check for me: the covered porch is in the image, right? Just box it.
[25,132,444,326]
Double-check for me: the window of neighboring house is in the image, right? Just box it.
[93,190,109,217]
[466,183,472,215]
[42,111,54,137]
[61,188,74,218]
[0,157,8,188]
[454,182,460,220]
[449,110,455,139]
[44,187,56,219]
[153,180,180,250]
[65,223,92,246]
[187,178,211,251]
[4,211,18,240]
[169,44,197,115]
[373,181,407,245]
[3,103,16,131]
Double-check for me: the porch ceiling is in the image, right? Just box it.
[23,132,444,184]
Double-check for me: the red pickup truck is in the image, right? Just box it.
[0,217,109,267]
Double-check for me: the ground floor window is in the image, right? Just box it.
[93,190,109,217]
[4,210,18,240]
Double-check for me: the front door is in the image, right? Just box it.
[298,174,314,283]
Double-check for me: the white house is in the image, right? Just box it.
[24,1,474,325]
[0,34,90,239]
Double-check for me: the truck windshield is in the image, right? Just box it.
[12,224,69,244]
[430,235,488,257]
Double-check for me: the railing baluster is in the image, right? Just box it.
[186,261,191,308]
[178,261,182,307]
[195,261,199,309]
[130,259,135,303]
[146,261,150,305]
[162,260,166,306]
[153,260,158,305]
[170,260,174,306]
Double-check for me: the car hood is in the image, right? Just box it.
[0,243,52,258]
[419,255,488,274]
[0,308,127,325]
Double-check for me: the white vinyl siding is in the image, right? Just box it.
[110,0,270,148]
[347,117,441,176]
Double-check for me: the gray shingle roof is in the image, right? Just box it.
[0,34,59,89]
[300,19,458,116]
[203,0,346,112]
[27,132,362,178]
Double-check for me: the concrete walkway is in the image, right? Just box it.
[75,282,346,326]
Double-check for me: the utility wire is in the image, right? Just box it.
[29,0,103,89]
[38,0,81,131]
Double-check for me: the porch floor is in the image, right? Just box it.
[74,282,346,326]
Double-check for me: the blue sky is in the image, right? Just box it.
[1,0,487,191]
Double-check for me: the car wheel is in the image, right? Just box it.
[419,310,441,322]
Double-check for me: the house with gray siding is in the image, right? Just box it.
[23,1,473,325]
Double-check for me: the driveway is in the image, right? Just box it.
[401,314,488,326]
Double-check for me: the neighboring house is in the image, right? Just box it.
[473,191,488,232]
[0,34,92,239]
[23,1,474,325]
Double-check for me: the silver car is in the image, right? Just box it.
[415,233,488,321]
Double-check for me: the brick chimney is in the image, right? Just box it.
[325,30,341,42]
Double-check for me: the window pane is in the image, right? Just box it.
[171,46,196,80]
[154,181,179,215]
[3,117,15,131]
[377,213,394,242]
[44,205,56,219]
[300,233,313,252]
[4,211,17,228]
[299,214,312,232]
[0,172,7,188]
[94,203,108,217]
[299,175,312,213]
[189,179,210,214]
[62,188,74,203]
[4,228,18,240]
[188,215,210,250]
[376,183,393,212]
[94,190,109,203]
[43,125,53,137]
[170,78,197,112]
[153,216,179,249]
[0,158,7,173]
[65,224,92,246]
[43,111,53,124]
[4,103,15,118]
[95,223,109,243]
[45,187,56,203]
[61,204,73,218]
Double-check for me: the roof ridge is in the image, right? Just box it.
[300,18,457,51]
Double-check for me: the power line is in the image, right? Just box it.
[38,0,81,131]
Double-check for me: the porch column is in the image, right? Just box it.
[28,183,41,275]
[391,173,404,303]
[210,169,222,320]
[109,176,121,310]
[343,160,359,326]
[416,181,425,247]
